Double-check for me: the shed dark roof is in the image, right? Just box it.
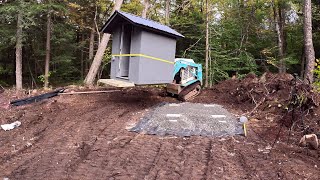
[101,10,184,39]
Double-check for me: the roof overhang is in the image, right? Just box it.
[100,11,184,39]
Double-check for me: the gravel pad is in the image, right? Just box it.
[130,102,244,137]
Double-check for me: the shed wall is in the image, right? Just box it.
[136,30,176,84]
[110,27,176,85]
[128,27,142,83]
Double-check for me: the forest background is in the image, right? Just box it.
[0,0,319,89]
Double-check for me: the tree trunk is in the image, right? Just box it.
[81,48,84,80]
[205,0,209,88]
[89,28,95,64]
[84,0,123,86]
[273,1,286,73]
[44,11,51,89]
[15,11,23,91]
[94,6,101,44]
[300,45,305,79]
[142,0,150,18]
[303,0,315,83]
[84,34,111,85]
[165,0,170,25]
[84,34,89,73]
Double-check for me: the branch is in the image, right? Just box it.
[183,37,203,57]
[94,5,101,45]
[248,97,266,116]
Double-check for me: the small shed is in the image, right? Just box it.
[101,10,184,85]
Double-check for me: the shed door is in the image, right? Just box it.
[118,24,132,78]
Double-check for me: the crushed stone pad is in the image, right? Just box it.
[130,102,244,137]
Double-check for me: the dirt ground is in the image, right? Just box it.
[1,81,320,179]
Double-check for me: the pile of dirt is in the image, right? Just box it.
[210,72,320,134]
[1,84,320,179]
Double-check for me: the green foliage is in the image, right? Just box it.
[103,47,112,64]
[313,59,320,90]
[122,0,143,16]
[49,22,79,83]
[171,2,205,59]
[0,0,319,87]
[38,72,51,83]
[0,65,8,75]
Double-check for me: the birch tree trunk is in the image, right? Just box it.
[165,0,170,25]
[205,0,209,88]
[15,11,23,90]
[303,0,315,83]
[44,11,51,89]
[273,0,286,73]
[142,0,150,18]
[84,0,124,86]
[89,28,95,63]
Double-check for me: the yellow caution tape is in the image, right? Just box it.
[243,123,247,137]
[112,54,174,64]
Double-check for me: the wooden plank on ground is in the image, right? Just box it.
[97,79,135,88]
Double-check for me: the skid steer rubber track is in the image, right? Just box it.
[178,81,201,101]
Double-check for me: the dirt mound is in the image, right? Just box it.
[1,85,320,179]
[210,72,320,134]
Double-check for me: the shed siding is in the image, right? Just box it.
[137,30,176,84]
[128,27,142,83]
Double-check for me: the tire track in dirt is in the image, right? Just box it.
[64,105,142,178]
[3,97,138,179]
[71,135,161,179]
[0,104,69,178]
[180,137,212,180]
[66,98,159,179]
[1,90,169,179]
[230,133,289,180]
[205,137,249,180]
[142,137,215,180]
[115,137,162,179]
[143,138,190,180]
[2,89,320,179]
[203,138,213,179]
[238,144,319,180]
